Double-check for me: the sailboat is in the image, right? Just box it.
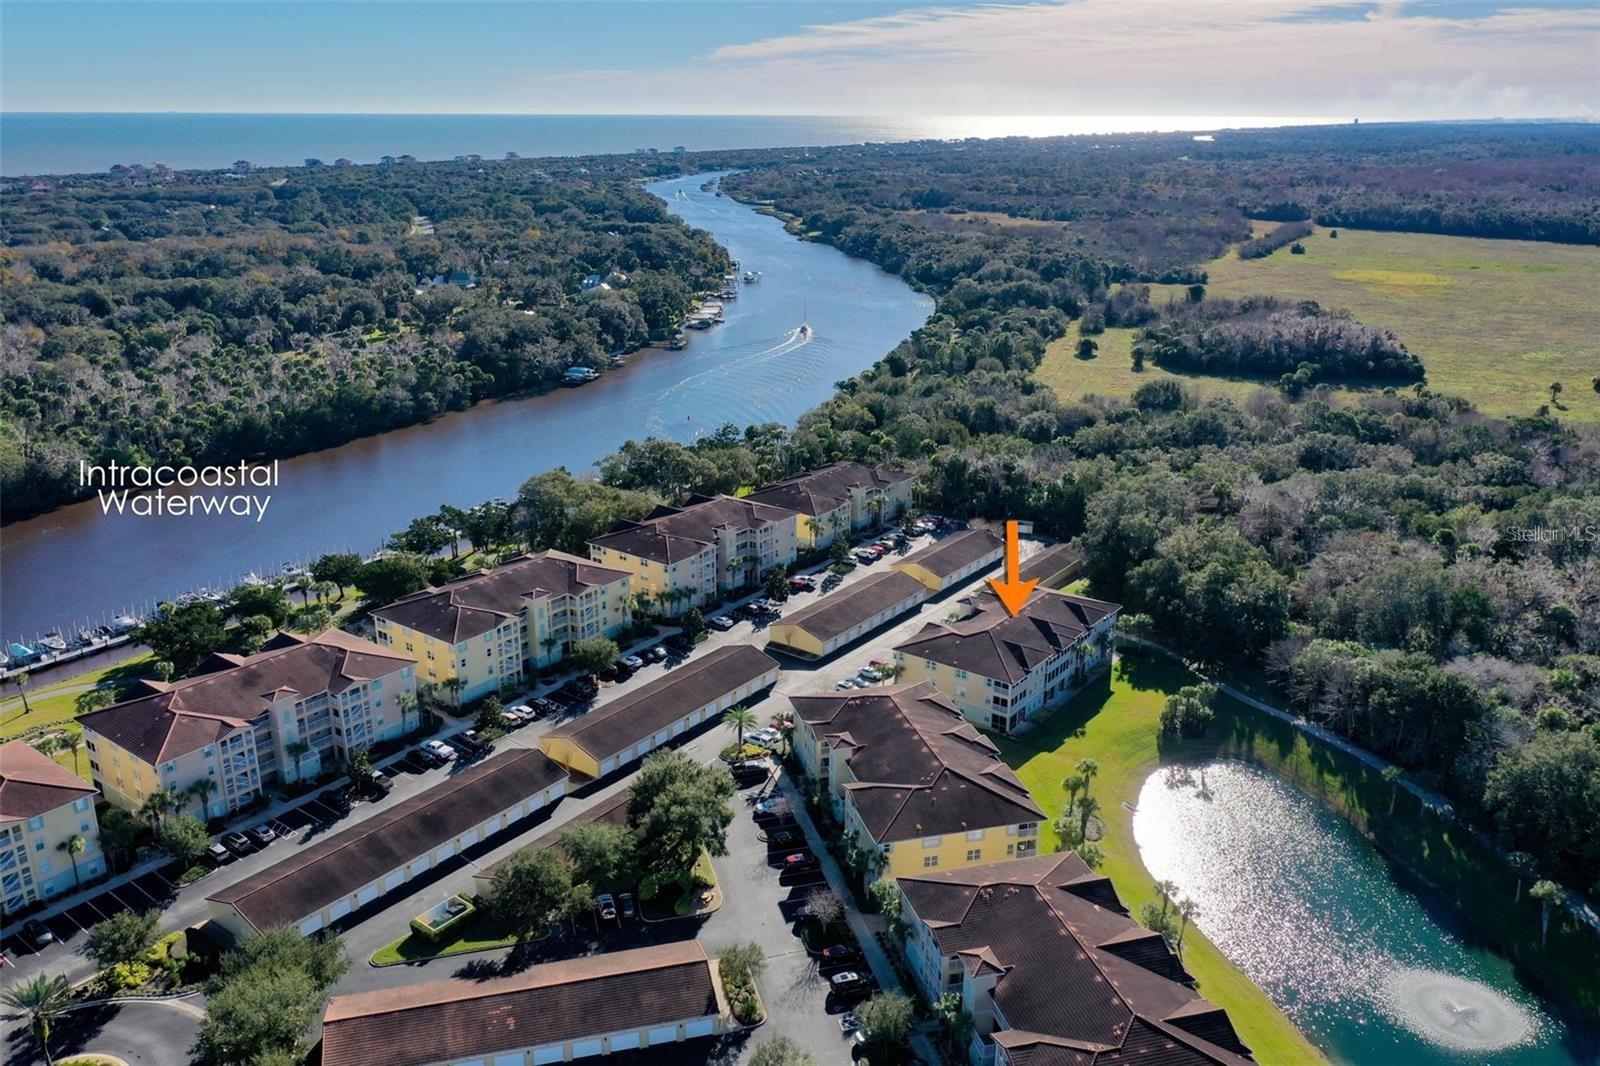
[799,296,812,337]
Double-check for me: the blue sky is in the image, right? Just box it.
[3,1,1596,119]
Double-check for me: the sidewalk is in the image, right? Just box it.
[775,774,944,1066]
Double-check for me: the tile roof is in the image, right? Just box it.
[768,570,928,647]
[474,788,632,883]
[894,527,1005,580]
[895,587,1120,684]
[320,941,719,1066]
[544,645,779,765]
[208,748,567,932]
[899,853,1251,1065]
[745,461,912,517]
[791,682,1042,843]
[79,629,413,764]
[588,494,797,565]
[0,740,97,821]
[372,550,630,644]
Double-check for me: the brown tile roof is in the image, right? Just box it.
[544,645,779,765]
[791,682,1042,843]
[372,550,630,644]
[208,748,567,932]
[79,629,413,764]
[895,587,1119,684]
[768,570,928,648]
[1019,542,1085,588]
[0,740,97,821]
[898,853,1251,1066]
[894,527,1005,580]
[745,461,912,517]
[320,940,719,1066]
[588,494,797,565]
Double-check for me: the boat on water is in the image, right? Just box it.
[743,270,761,283]
[36,633,68,653]
[562,366,602,386]
[666,333,689,349]
[685,318,713,330]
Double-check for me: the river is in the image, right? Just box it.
[0,172,934,643]
[1133,760,1591,1065]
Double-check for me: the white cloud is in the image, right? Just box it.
[518,0,1600,120]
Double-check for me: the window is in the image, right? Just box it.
[955,668,968,680]
[73,797,90,813]
[27,817,43,831]
[966,848,982,862]
[922,855,940,869]
[964,829,985,842]
[922,835,942,849]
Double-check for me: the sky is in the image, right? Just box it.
[2,0,1596,121]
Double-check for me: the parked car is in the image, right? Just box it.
[839,1011,863,1034]
[836,678,859,690]
[319,788,354,814]
[754,796,790,816]
[458,730,492,754]
[221,831,254,856]
[597,662,622,682]
[822,944,861,966]
[766,828,800,848]
[361,773,394,799]
[621,653,645,670]
[246,823,277,846]
[643,644,669,663]
[856,667,880,684]
[504,704,535,725]
[595,893,617,921]
[748,728,781,748]
[733,603,762,620]
[730,759,773,786]
[830,971,870,996]
[706,614,736,631]
[206,842,235,865]
[532,697,560,717]
[788,576,815,592]
[854,550,877,565]
[423,739,456,762]
[20,920,54,948]
[783,852,819,873]
[619,893,637,919]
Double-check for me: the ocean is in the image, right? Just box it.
[0,113,1335,176]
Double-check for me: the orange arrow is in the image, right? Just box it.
[987,520,1038,617]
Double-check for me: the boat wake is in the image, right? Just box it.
[644,324,816,436]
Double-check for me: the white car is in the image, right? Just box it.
[856,667,881,683]
[754,796,789,816]
[835,678,858,690]
[423,739,456,762]
[505,704,535,724]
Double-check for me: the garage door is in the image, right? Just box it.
[492,1054,523,1066]
[684,1018,715,1038]
[647,1025,678,1045]
[672,720,685,735]
[356,885,380,906]
[384,870,406,891]
[653,730,667,746]
[610,1031,641,1051]
[436,841,456,861]
[328,899,352,922]
[601,757,617,775]
[460,828,478,848]
[298,914,324,936]
[532,1047,563,1065]
[411,854,430,874]
[571,1038,603,1058]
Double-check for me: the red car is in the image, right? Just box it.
[821,944,860,965]
[783,852,819,872]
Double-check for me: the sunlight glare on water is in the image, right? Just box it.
[1131,761,1572,1065]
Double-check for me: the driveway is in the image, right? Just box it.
[2,996,202,1066]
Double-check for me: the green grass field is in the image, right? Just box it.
[992,650,1600,1062]
[1037,227,1600,420]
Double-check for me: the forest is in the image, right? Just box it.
[0,158,727,519]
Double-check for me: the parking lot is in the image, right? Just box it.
[2,867,179,959]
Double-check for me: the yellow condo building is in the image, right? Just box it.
[745,461,915,550]
[1,740,104,909]
[80,629,418,819]
[789,682,1043,882]
[588,495,798,617]
[372,550,632,705]
[895,586,1119,735]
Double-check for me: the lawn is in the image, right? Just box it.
[2,653,156,782]
[992,649,1600,1062]
[1037,226,1600,421]
[371,910,520,966]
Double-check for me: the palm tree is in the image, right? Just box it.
[12,670,33,717]
[61,731,86,777]
[73,687,115,716]
[3,973,73,1065]
[285,740,312,781]
[188,777,218,817]
[1075,759,1099,804]
[1507,851,1537,903]
[1061,772,1085,813]
[1175,897,1200,953]
[724,706,759,749]
[1530,880,1564,946]
[138,788,181,829]
[58,835,86,888]
[1382,764,1404,817]
[1153,879,1179,921]
[1077,794,1101,843]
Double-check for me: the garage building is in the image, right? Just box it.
[540,645,780,778]
[765,570,929,660]
[1019,541,1084,589]
[320,940,727,1066]
[206,748,568,940]
[891,527,1005,592]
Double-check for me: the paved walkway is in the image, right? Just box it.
[1128,635,1600,936]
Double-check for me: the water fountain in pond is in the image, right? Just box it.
[1380,967,1540,1053]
